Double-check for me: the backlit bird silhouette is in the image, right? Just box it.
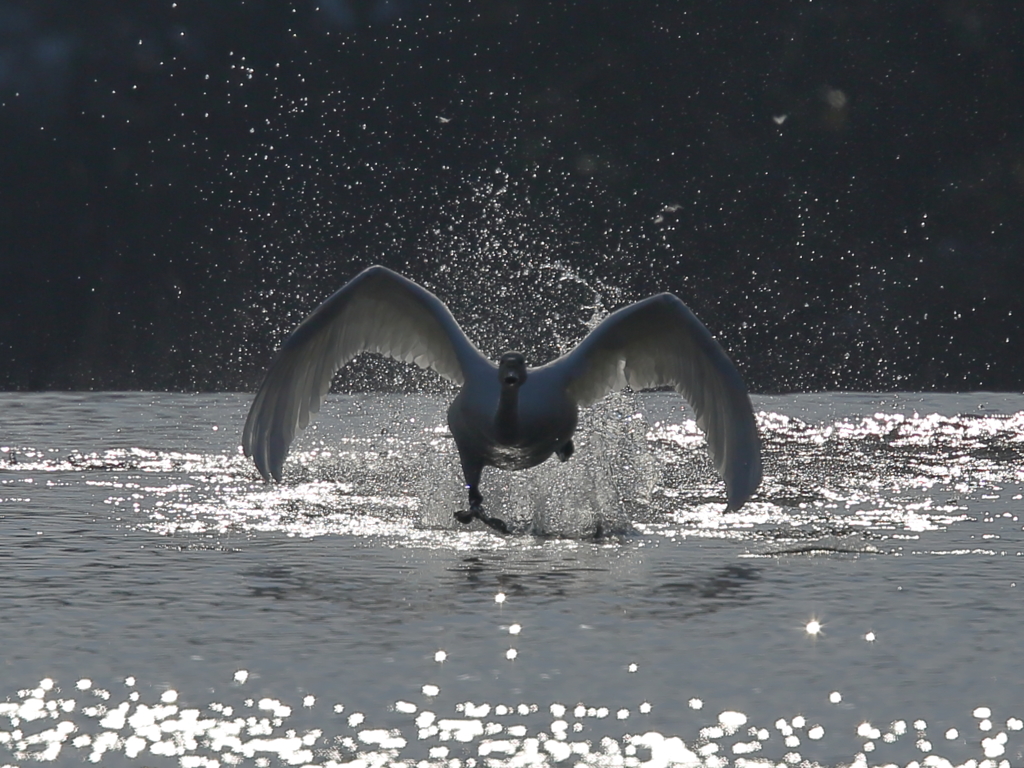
[242,266,762,532]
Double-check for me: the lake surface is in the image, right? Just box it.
[1,391,1022,768]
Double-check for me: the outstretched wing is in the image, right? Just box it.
[242,265,484,481]
[556,293,761,510]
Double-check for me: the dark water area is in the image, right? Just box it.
[2,2,1023,393]
[1,391,1023,767]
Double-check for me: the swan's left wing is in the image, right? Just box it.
[242,266,484,482]
[557,293,761,510]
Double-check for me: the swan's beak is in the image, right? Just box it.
[498,352,528,388]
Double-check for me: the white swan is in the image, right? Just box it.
[242,265,762,532]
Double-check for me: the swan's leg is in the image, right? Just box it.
[453,485,484,524]
[454,460,508,534]
[556,439,574,462]
[454,457,483,524]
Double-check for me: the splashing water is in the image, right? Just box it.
[4,392,1022,547]
[416,392,656,538]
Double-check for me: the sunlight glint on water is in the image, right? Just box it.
[2,670,1024,766]
[1,391,1023,768]
[5,394,1019,544]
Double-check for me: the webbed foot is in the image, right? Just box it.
[454,484,508,533]
[479,513,509,534]
[453,506,509,534]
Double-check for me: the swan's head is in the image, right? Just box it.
[498,352,528,389]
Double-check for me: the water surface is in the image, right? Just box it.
[1,391,1022,767]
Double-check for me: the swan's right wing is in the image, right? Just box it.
[558,293,761,510]
[242,266,484,481]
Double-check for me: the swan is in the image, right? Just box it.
[242,265,762,532]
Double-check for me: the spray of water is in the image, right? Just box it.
[416,391,658,538]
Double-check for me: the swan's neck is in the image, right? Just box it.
[495,387,519,444]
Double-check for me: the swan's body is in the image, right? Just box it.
[243,265,762,531]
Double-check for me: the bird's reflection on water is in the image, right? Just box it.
[447,553,763,622]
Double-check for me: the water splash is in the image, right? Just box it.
[416,392,656,538]
[3,394,1022,550]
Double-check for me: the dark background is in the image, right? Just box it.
[1,0,1022,393]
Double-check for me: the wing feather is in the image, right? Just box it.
[242,265,484,481]
[558,293,761,509]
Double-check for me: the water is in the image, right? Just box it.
[1,390,1023,768]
